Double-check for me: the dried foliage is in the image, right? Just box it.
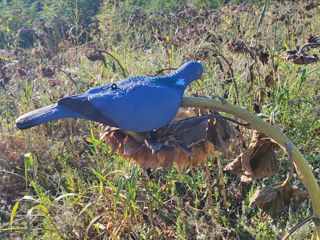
[16,67,27,77]
[224,125,280,182]
[304,1,318,11]
[249,179,308,219]
[306,33,320,45]
[37,65,55,78]
[281,38,320,65]
[225,38,251,54]
[264,65,278,88]
[257,49,269,65]
[194,108,234,154]
[101,108,234,171]
[0,138,27,219]
[32,46,50,57]
[85,50,105,62]
[280,50,319,65]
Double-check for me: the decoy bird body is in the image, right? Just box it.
[16,61,203,132]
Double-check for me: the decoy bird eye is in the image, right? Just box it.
[111,83,117,90]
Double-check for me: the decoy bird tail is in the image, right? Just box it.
[16,103,85,130]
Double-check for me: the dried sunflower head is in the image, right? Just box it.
[85,50,105,62]
[38,65,55,78]
[280,50,319,65]
[16,67,27,77]
[225,38,251,54]
[100,107,234,171]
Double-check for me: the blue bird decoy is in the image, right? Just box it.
[16,61,204,132]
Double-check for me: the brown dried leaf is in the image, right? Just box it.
[173,147,191,172]
[131,146,153,170]
[192,104,234,154]
[224,129,279,182]
[207,116,233,153]
[16,67,27,77]
[105,130,126,154]
[123,135,143,156]
[155,146,174,169]
[249,180,308,218]
[149,115,211,154]
[264,65,278,88]
[190,141,208,168]
[258,50,269,65]
[306,33,320,45]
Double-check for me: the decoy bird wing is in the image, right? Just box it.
[57,92,119,127]
[98,84,184,132]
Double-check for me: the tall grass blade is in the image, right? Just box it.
[258,0,270,27]
[10,200,19,227]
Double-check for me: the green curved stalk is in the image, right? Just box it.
[181,96,320,239]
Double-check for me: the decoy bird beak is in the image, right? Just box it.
[201,74,205,82]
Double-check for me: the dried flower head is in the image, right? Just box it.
[280,50,319,65]
[225,38,251,54]
[100,107,234,171]
[38,65,55,78]
[85,50,105,62]
[16,67,27,77]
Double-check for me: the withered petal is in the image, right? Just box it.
[123,135,144,156]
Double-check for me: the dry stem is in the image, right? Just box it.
[181,96,320,239]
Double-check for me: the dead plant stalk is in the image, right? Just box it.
[181,96,320,239]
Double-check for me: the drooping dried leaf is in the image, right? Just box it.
[193,106,234,154]
[150,115,211,155]
[123,135,143,156]
[249,180,308,218]
[258,50,269,65]
[224,128,279,182]
[207,116,234,153]
[306,33,320,45]
[264,65,278,88]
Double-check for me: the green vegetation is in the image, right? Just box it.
[0,0,320,239]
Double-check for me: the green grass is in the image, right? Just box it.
[0,0,320,239]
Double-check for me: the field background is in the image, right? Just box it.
[0,0,320,239]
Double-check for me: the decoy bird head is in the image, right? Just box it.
[170,61,204,88]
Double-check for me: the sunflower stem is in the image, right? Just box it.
[181,96,320,239]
